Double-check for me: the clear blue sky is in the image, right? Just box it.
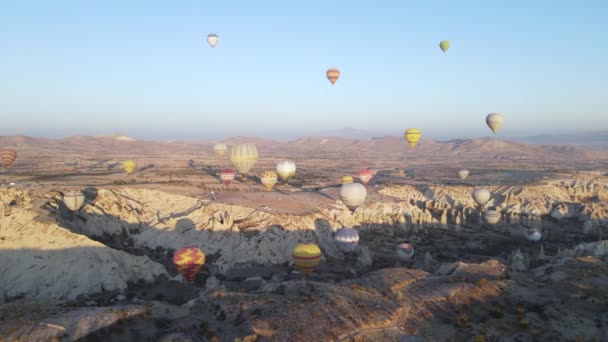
[1,0,607,140]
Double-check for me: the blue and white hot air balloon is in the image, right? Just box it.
[334,228,360,253]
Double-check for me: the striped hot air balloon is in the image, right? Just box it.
[358,169,373,185]
[326,68,340,85]
[260,170,278,191]
[292,243,321,275]
[172,246,206,282]
[396,243,415,261]
[64,158,79,168]
[0,149,17,168]
[334,228,360,253]
[220,168,236,186]
[230,143,259,174]
[483,210,501,224]
[340,176,353,184]
[63,190,85,212]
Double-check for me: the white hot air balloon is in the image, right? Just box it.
[396,243,415,261]
[472,188,491,207]
[457,169,469,181]
[483,210,501,224]
[207,34,219,48]
[334,228,360,253]
[230,143,259,174]
[339,183,367,211]
[276,160,296,182]
[63,190,85,212]
[214,143,228,158]
[486,113,504,134]
[526,229,542,242]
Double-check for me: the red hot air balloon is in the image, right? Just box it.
[172,246,206,282]
[220,168,236,186]
[0,149,17,168]
[358,169,373,185]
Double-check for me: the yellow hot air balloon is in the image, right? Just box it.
[439,40,450,52]
[340,176,353,184]
[230,143,259,174]
[214,143,228,158]
[276,160,296,182]
[173,246,206,282]
[292,243,321,275]
[260,170,278,191]
[404,128,421,148]
[326,68,340,85]
[122,160,137,174]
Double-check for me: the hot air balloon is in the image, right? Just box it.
[64,158,79,168]
[220,168,236,186]
[230,143,259,174]
[486,113,504,134]
[439,40,450,52]
[207,34,219,48]
[63,190,85,211]
[358,169,373,186]
[472,188,491,207]
[341,176,354,184]
[483,210,501,224]
[276,160,296,182]
[457,169,469,181]
[334,228,359,253]
[172,246,206,282]
[396,243,415,261]
[404,128,421,148]
[526,229,542,242]
[260,170,278,191]
[0,149,17,168]
[326,68,340,85]
[214,143,228,158]
[122,160,136,174]
[292,243,321,275]
[339,182,367,211]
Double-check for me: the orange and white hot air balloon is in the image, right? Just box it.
[0,149,17,168]
[358,169,373,185]
[326,68,340,85]
[172,246,206,282]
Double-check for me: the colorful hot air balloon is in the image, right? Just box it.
[0,149,17,168]
[339,182,367,211]
[457,169,469,181]
[396,243,415,261]
[260,170,278,191]
[276,160,296,182]
[64,158,79,168]
[122,160,136,174]
[341,176,354,184]
[207,34,219,48]
[439,40,450,52]
[63,190,85,212]
[483,210,501,224]
[404,128,421,148]
[486,113,504,134]
[230,143,259,174]
[526,229,542,242]
[472,188,491,207]
[220,168,236,186]
[358,169,373,186]
[334,228,360,253]
[292,243,321,275]
[214,143,228,158]
[172,246,206,282]
[326,68,340,85]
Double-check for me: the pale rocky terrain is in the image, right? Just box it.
[1,135,608,341]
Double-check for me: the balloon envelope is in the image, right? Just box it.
[122,160,136,174]
[172,246,206,282]
[220,168,236,186]
[326,68,340,85]
[0,149,17,168]
[397,243,415,261]
[64,158,79,167]
[439,40,450,52]
[526,229,542,242]
[486,113,504,134]
[63,190,85,211]
[207,34,219,48]
[483,210,501,224]
[457,169,469,181]
[472,188,491,207]
[341,176,354,184]
[214,143,228,158]
[404,128,421,148]
[292,243,321,275]
[276,160,296,181]
[358,169,373,185]
[230,143,259,173]
[335,228,360,253]
[339,183,367,211]
[260,170,278,191]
